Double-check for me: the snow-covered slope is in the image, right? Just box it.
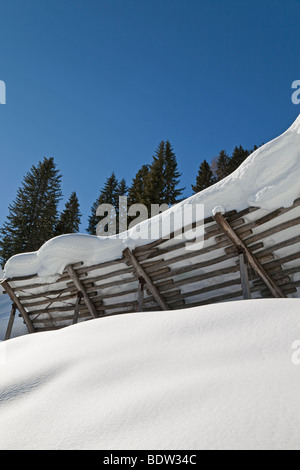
[3,115,300,280]
[1,299,300,450]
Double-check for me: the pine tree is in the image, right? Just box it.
[214,150,230,181]
[163,140,184,204]
[144,141,184,210]
[144,141,166,209]
[0,157,62,267]
[56,192,81,235]
[87,173,125,235]
[128,165,150,206]
[192,160,216,193]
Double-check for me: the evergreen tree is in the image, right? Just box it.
[163,140,184,204]
[192,160,216,193]
[56,192,81,235]
[0,157,62,267]
[144,140,184,210]
[214,150,230,181]
[87,173,126,235]
[128,165,150,206]
[144,141,166,209]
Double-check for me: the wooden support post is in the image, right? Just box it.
[5,304,16,341]
[73,292,83,325]
[1,279,36,333]
[123,248,170,310]
[239,252,252,299]
[66,265,99,319]
[137,278,145,312]
[213,212,285,298]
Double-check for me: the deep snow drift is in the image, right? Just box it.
[3,115,300,280]
[1,299,300,450]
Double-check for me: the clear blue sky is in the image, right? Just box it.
[0,0,299,231]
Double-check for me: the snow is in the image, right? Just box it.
[2,115,300,280]
[1,299,300,450]
[212,205,225,216]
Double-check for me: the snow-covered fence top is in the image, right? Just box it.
[1,196,300,337]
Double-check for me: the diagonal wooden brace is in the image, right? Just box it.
[72,292,83,325]
[123,248,170,310]
[66,265,99,319]
[213,212,285,298]
[1,279,36,333]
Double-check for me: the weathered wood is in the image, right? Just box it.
[253,266,300,286]
[137,278,145,312]
[256,235,300,258]
[123,248,170,310]
[79,275,138,292]
[20,283,95,303]
[213,212,285,298]
[227,206,259,222]
[234,200,300,238]
[73,293,82,325]
[177,289,244,308]
[140,239,234,272]
[75,258,125,276]
[156,265,241,291]
[264,251,300,270]
[239,252,252,299]
[215,229,253,244]
[226,242,264,255]
[261,284,297,297]
[73,266,134,285]
[235,252,274,265]
[1,279,35,334]
[252,276,292,291]
[243,217,300,246]
[151,252,239,283]
[66,265,99,319]
[177,278,242,301]
[5,304,16,340]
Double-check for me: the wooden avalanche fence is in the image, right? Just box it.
[1,199,300,338]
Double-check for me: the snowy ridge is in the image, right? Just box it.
[3,115,300,280]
